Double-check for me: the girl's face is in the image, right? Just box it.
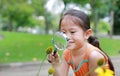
[60,15,90,51]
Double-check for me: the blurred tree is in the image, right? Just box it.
[1,0,55,34]
[1,0,35,31]
[31,0,45,16]
[107,0,116,37]
[103,0,119,37]
[113,0,120,35]
[62,0,88,10]
[31,0,52,34]
[98,20,110,34]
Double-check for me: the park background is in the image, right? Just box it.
[0,0,120,76]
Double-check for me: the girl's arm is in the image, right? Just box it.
[52,56,70,76]
[48,53,69,76]
[89,50,105,76]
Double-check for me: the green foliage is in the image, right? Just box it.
[63,0,89,6]
[1,0,35,31]
[14,3,35,27]
[0,0,48,31]
[31,0,47,16]
[113,0,120,35]
[98,20,110,33]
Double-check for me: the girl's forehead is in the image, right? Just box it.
[61,15,77,22]
[60,15,81,28]
[61,15,79,24]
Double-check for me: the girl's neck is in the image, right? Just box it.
[71,43,89,56]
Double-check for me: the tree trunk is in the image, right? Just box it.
[90,0,98,36]
[109,10,114,38]
[60,0,67,17]
[93,10,98,36]
[7,21,13,31]
[110,0,117,38]
[44,16,49,34]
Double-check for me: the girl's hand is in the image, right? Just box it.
[47,52,60,65]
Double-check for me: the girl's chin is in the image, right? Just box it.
[67,44,76,50]
[67,47,74,51]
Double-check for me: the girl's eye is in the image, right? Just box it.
[71,31,76,33]
[62,32,66,34]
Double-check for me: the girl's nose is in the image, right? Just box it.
[66,33,71,41]
[62,33,69,41]
[66,37,69,41]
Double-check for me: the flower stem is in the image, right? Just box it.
[36,55,47,76]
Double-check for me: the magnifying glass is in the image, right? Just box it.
[52,32,68,55]
[37,32,68,75]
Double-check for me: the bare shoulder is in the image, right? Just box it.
[88,50,106,76]
[88,50,105,66]
[89,50,104,60]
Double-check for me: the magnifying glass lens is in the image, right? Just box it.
[53,32,68,50]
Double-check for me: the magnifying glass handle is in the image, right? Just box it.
[53,48,57,56]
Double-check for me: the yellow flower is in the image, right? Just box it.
[95,67,114,76]
[48,67,55,75]
[97,58,104,66]
[32,57,37,61]
[5,52,10,56]
[46,46,54,54]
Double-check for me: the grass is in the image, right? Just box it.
[0,31,53,63]
[0,31,120,63]
[99,37,120,56]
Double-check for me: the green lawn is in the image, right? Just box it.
[99,37,120,56]
[0,31,120,63]
[0,31,53,63]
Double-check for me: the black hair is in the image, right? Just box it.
[59,9,90,31]
[59,9,114,72]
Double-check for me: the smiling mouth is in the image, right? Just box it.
[67,42,74,46]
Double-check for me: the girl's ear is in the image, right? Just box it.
[84,29,92,39]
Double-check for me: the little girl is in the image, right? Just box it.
[48,9,114,76]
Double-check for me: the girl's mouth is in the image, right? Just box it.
[67,42,74,46]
